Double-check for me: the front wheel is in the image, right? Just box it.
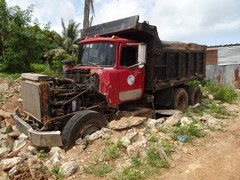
[62,110,107,151]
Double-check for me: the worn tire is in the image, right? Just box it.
[171,88,188,111]
[187,86,202,106]
[62,110,107,151]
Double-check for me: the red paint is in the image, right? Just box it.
[74,36,145,105]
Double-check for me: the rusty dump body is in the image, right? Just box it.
[13,15,206,148]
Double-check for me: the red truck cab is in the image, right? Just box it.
[74,36,146,106]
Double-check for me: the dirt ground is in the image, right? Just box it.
[158,104,240,180]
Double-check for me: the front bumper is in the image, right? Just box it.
[13,107,63,147]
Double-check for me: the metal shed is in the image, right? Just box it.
[206,44,240,88]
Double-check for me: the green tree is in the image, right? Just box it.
[83,0,95,28]
[0,2,58,73]
[0,0,8,58]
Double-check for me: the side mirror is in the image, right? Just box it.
[138,43,146,67]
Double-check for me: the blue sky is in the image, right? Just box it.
[6,0,240,46]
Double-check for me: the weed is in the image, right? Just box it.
[185,80,201,86]
[173,123,206,141]
[157,126,171,133]
[117,166,148,180]
[209,102,232,118]
[37,149,47,160]
[146,146,168,168]
[148,134,159,142]
[4,125,13,134]
[103,140,124,160]
[160,140,174,157]
[131,157,141,166]
[0,91,3,102]
[31,63,56,75]
[51,164,63,180]
[84,163,111,177]
[214,86,238,103]
[0,73,20,79]
[202,82,238,103]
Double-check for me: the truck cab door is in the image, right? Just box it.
[118,44,144,103]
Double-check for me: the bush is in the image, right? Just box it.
[31,63,55,75]
[202,81,238,103]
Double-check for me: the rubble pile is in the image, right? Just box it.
[0,77,239,179]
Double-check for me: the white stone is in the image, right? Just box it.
[0,157,22,170]
[18,98,23,103]
[126,129,138,142]
[17,133,28,141]
[208,94,214,100]
[48,147,63,158]
[8,165,19,177]
[164,111,183,126]
[0,147,10,157]
[60,160,78,178]
[121,136,131,147]
[12,139,27,151]
[89,129,104,141]
[127,145,139,157]
[0,110,11,118]
[27,146,38,155]
[108,116,146,130]
[180,117,192,126]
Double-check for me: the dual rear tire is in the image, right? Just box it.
[171,86,201,111]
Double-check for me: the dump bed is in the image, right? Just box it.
[81,15,206,92]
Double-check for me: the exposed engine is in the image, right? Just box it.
[21,70,107,131]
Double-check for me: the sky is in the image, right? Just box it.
[5,0,240,46]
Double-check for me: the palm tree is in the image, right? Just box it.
[61,19,81,42]
[61,18,80,54]
[83,0,95,28]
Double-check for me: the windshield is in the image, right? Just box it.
[78,42,115,67]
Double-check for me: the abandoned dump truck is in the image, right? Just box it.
[13,15,206,150]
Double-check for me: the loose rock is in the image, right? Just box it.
[109,116,147,130]
[0,157,23,170]
[163,111,183,126]
[60,160,78,177]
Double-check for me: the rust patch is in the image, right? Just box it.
[234,67,240,89]
[215,69,222,87]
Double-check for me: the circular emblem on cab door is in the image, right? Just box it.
[127,75,135,85]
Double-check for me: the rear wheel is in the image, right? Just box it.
[171,88,188,111]
[62,110,107,151]
[187,86,202,106]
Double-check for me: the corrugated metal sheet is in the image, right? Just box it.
[218,46,240,66]
[206,65,240,88]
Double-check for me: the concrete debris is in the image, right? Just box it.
[126,129,138,142]
[180,117,192,126]
[163,111,183,126]
[27,146,38,155]
[127,145,139,157]
[121,136,131,147]
[208,94,214,100]
[0,157,23,170]
[109,116,147,130]
[60,160,78,177]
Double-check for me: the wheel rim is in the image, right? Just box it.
[80,124,100,137]
[178,94,187,111]
[194,90,201,104]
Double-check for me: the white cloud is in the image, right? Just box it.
[5,0,240,45]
